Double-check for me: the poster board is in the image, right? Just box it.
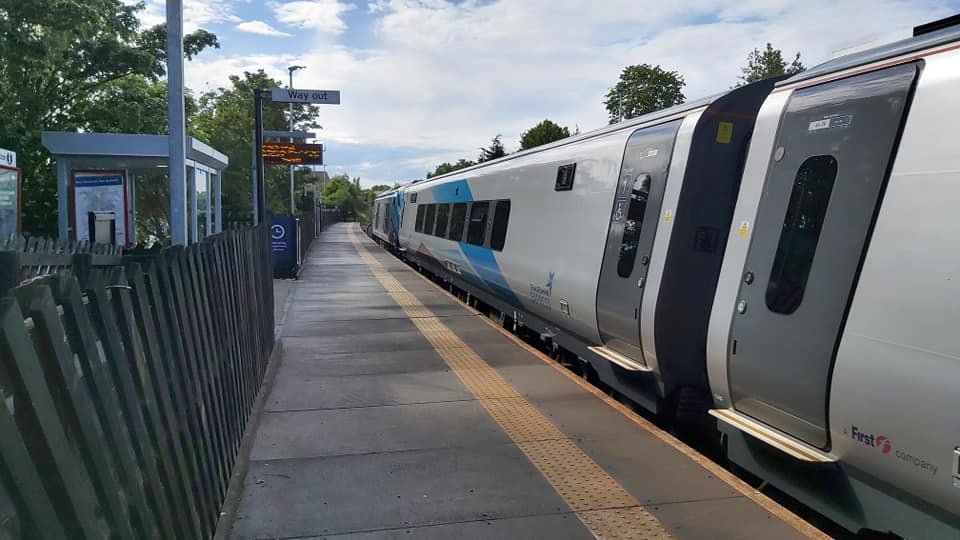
[71,170,129,246]
[0,165,19,239]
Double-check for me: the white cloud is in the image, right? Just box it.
[270,0,357,33]
[130,0,242,31]
[236,20,292,36]
[183,0,954,184]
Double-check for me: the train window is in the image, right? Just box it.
[448,203,467,241]
[424,204,437,235]
[766,155,838,315]
[375,205,381,231]
[415,205,426,233]
[410,193,418,203]
[467,202,489,246]
[490,200,510,251]
[617,173,651,278]
[435,204,450,237]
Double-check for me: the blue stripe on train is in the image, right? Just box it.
[432,179,473,203]
[460,243,522,307]
[427,178,523,307]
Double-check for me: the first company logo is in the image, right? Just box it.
[851,426,892,454]
[851,425,939,476]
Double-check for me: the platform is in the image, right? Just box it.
[223,223,826,540]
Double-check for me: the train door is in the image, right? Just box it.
[596,120,682,366]
[728,64,918,449]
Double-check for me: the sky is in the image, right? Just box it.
[135,0,959,188]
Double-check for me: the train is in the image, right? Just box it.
[370,20,960,538]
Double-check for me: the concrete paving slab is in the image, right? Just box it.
[250,400,510,460]
[311,513,591,539]
[272,348,454,378]
[233,444,572,539]
[649,496,808,540]
[281,331,437,354]
[265,369,470,412]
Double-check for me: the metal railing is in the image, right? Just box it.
[0,224,274,538]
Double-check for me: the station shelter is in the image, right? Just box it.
[41,132,229,246]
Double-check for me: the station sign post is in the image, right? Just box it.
[253,88,340,225]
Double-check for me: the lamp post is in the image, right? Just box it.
[167,0,187,245]
[288,65,305,215]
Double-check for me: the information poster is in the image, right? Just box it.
[0,167,18,239]
[73,171,127,245]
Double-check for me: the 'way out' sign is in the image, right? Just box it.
[271,88,341,104]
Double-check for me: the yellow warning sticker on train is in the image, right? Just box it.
[737,220,750,237]
[717,121,734,144]
[663,209,673,223]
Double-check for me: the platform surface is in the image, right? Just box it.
[229,223,822,540]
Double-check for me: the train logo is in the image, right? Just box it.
[851,426,892,454]
[529,272,555,307]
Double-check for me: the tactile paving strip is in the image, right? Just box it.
[349,226,672,539]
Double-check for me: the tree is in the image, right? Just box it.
[323,174,369,220]
[603,64,685,124]
[736,43,805,87]
[427,158,475,178]
[519,119,570,151]
[0,0,219,235]
[478,135,506,163]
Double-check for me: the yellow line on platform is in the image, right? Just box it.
[348,225,671,540]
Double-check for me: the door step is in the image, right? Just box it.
[587,346,652,372]
[710,408,837,463]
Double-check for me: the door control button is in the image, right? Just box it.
[736,300,748,314]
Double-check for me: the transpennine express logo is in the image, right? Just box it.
[851,426,892,454]
[529,272,555,307]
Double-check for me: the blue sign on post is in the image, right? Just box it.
[271,215,300,278]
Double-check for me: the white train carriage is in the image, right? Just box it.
[371,188,404,248]
[707,22,960,536]
[398,78,778,415]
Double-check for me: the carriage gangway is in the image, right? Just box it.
[218,222,829,540]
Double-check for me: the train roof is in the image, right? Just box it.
[411,92,721,187]
[781,20,960,86]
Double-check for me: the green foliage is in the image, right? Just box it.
[604,64,686,124]
[427,158,476,178]
[0,0,219,235]
[519,119,570,151]
[79,77,198,135]
[478,135,506,163]
[735,43,805,87]
[323,174,369,220]
[369,184,392,193]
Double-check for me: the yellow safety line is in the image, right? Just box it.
[368,228,831,540]
[348,226,672,540]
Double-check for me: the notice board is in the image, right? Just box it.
[72,170,128,245]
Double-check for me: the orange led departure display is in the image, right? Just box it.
[262,142,324,165]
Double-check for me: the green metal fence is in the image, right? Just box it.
[0,224,274,539]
